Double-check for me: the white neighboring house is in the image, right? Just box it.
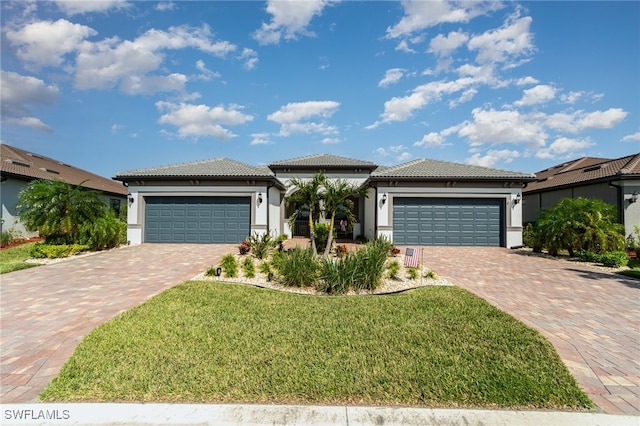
[115,154,535,248]
[0,143,128,238]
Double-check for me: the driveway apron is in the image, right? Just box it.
[1,243,234,403]
[420,246,639,416]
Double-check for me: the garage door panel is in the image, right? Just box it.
[145,196,250,243]
[393,198,503,246]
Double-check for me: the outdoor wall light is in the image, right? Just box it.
[127,193,134,204]
[513,193,521,205]
[258,192,263,205]
[630,191,638,204]
[382,194,387,204]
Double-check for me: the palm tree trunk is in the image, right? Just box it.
[323,213,336,257]
[309,211,317,256]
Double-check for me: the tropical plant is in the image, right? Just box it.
[407,267,418,280]
[533,197,625,256]
[321,178,368,257]
[387,260,400,280]
[313,223,330,252]
[242,257,256,278]
[17,179,108,244]
[276,247,319,287]
[248,232,275,259]
[285,173,326,256]
[220,254,238,278]
[78,210,126,250]
[238,240,251,255]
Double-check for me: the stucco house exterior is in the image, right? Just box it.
[523,153,640,239]
[115,154,535,248]
[0,144,128,237]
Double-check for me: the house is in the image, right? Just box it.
[115,154,535,248]
[0,143,128,237]
[523,153,640,239]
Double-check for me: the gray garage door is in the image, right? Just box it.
[145,196,250,243]
[393,198,503,246]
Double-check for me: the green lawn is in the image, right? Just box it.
[41,281,592,410]
[0,243,39,274]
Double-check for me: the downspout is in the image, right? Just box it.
[266,181,276,236]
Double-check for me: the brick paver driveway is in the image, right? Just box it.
[1,243,234,403]
[422,247,639,415]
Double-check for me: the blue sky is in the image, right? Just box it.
[1,0,638,179]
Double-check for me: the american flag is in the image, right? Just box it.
[404,248,420,268]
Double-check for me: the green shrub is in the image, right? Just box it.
[387,260,400,280]
[259,261,272,276]
[205,266,221,277]
[79,212,125,250]
[318,256,355,294]
[354,240,389,291]
[598,251,629,268]
[1,231,12,247]
[270,250,286,271]
[242,257,255,278]
[576,250,599,262]
[277,247,319,287]
[372,235,394,255]
[249,232,275,259]
[523,223,543,252]
[407,267,418,280]
[29,243,88,259]
[424,270,438,280]
[220,254,238,278]
[313,223,330,252]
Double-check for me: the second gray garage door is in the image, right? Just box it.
[145,196,250,243]
[393,197,503,246]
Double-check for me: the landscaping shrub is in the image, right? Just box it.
[531,198,624,256]
[576,250,599,263]
[598,251,629,268]
[424,270,438,280]
[1,231,12,247]
[318,255,357,294]
[29,243,88,259]
[313,223,330,253]
[387,259,400,280]
[220,254,238,278]
[407,267,418,280]
[79,212,125,251]
[205,266,221,277]
[277,247,319,287]
[270,250,286,271]
[353,240,388,291]
[248,232,275,259]
[259,261,272,276]
[238,241,250,255]
[242,257,255,278]
[372,235,394,255]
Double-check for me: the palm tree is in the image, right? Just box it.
[17,179,107,244]
[285,173,326,256]
[322,179,369,257]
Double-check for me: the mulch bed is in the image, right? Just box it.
[0,236,44,250]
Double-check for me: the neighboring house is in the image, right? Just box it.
[523,153,640,239]
[0,143,128,237]
[115,154,535,248]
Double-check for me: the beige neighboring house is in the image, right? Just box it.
[0,143,128,237]
[115,154,536,248]
[523,153,640,239]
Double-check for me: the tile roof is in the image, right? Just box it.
[1,144,127,196]
[525,153,640,192]
[269,154,378,168]
[370,158,536,180]
[115,157,276,179]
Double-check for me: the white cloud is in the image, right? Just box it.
[414,132,446,148]
[622,132,640,142]
[378,68,406,87]
[535,137,595,159]
[466,149,520,167]
[515,76,538,86]
[386,0,503,39]
[545,108,628,133]
[250,133,272,145]
[156,2,176,11]
[111,124,123,133]
[6,19,96,67]
[389,144,405,153]
[467,15,534,66]
[321,137,340,144]
[119,73,188,95]
[268,101,340,136]
[253,0,336,45]
[1,71,59,132]
[194,60,220,81]
[457,108,548,148]
[514,84,556,106]
[428,31,469,57]
[397,152,412,161]
[375,147,389,156]
[560,91,583,104]
[239,48,258,70]
[55,0,130,15]
[395,39,416,53]
[156,101,253,140]
[75,25,236,94]
[4,116,53,133]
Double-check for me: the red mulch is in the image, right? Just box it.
[0,237,44,250]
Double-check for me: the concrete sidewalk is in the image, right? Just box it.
[1,403,638,426]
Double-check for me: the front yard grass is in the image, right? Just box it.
[41,281,592,410]
[0,243,39,274]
